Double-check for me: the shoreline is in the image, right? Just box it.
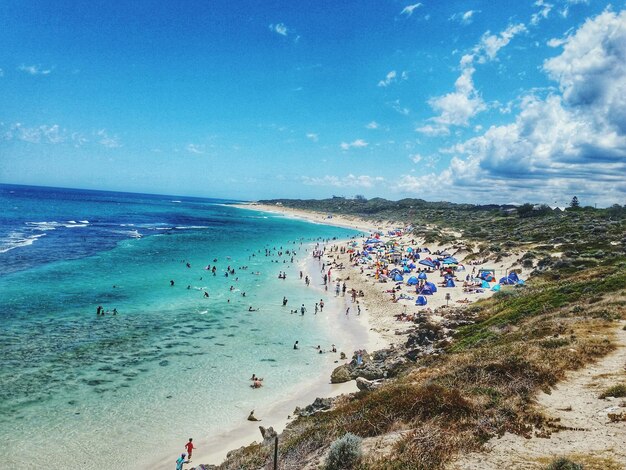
[154,202,526,469]
[149,210,385,469]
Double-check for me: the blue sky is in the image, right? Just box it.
[1,0,625,205]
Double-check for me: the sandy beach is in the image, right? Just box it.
[161,202,529,469]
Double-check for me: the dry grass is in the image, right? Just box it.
[214,265,626,470]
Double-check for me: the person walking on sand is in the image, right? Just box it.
[184,438,196,460]
[176,453,187,470]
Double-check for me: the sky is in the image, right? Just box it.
[1,0,625,205]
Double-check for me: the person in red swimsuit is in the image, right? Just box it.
[184,438,196,460]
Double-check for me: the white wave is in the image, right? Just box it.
[26,221,60,231]
[174,226,210,230]
[171,200,182,203]
[79,220,89,224]
[0,232,46,253]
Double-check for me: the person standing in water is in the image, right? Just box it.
[300,304,306,315]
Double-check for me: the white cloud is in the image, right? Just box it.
[400,3,422,16]
[18,64,52,75]
[340,139,369,150]
[408,10,626,205]
[269,23,288,36]
[424,60,486,128]
[306,133,319,142]
[366,121,379,129]
[2,123,65,144]
[418,23,526,135]
[475,23,526,63]
[378,70,396,87]
[389,100,410,115]
[450,10,479,25]
[410,153,424,163]
[531,0,553,26]
[186,143,204,154]
[301,174,384,188]
[96,129,121,148]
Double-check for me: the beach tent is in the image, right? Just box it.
[417,272,428,280]
[445,278,456,288]
[408,262,416,269]
[419,259,435,268]
[508,272,520,283]
[425,281,438,293]
[416,295,428,306]
[478,269,496,282]
[394,274,404,282]
[442,257,458,265]
[418,285,434,295]
[481,280,491,289]
[407,276,419,286]
[403,266,411,273]
[491,284,501,292]
[456,264,466,272]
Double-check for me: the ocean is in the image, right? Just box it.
[0,184,361,469]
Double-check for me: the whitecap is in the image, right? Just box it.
[0,232,46,253]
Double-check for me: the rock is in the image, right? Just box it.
[297,397,335,417]
[405,348,422,361]
[356,377,383,392]
[259,426,277,442]
[351,363,384,380]
[331,365,352,383]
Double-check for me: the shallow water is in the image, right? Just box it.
[0,185,361,468]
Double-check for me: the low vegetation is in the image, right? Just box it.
[215,198,625,469]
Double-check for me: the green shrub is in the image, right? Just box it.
[599,383,626,399]
[545,457,584,469]
[325,433,363,470]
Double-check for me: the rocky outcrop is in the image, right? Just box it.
[295,397,335,417]
[331,364,352,383]
[356,377,383,392]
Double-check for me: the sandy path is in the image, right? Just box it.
[453,321,626,469]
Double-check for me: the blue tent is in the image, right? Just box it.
[417,272,428,280]
[408,263,416,269]
[394,274,404,282]
[365,238,383,244]
[499,276,515,285]
[445,278,456,287]
[407,276,419,286]
[491,284,501,292]
[419,259,435,268]
[508,272,519,282]
[418,285,434,295]
[403,266,411,273]
[416,295,428,306]
[481,280,491,288]
[389,268,402,276]
[442,257,458,265]
[425,281,438,293]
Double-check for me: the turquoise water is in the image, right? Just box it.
[0,185,360,468]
